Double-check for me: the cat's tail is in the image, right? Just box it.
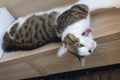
[76,0,120,11]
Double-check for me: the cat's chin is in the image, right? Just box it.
[78,53,90,57]
[78,47,91,56]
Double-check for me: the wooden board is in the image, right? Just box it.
[0,0,120,79]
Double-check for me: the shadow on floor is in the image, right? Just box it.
[25,64,120,80]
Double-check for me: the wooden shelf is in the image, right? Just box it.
[0,0,120,79]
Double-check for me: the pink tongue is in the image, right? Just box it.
[82,28,91,36]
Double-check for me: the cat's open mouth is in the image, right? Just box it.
[82,28,92,36]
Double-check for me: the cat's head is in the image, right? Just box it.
[57,4,96,66]
[57,28,97,58]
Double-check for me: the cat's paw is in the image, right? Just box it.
[57,43,68,57]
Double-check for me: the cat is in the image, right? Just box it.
[0,0,120,66]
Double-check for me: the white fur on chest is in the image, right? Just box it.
[62,14,90,41]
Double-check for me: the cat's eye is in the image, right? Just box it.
[80,44,84,47]
[76,43,84,47]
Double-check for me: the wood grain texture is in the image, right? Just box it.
[91,8,120,38]
[0,0,77,18]
[0,62,40,80]
[0,0,120,79]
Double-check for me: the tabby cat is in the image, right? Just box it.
[2,4,94,66]
[0,0,120,66]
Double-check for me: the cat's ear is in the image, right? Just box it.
[57,43,68,57]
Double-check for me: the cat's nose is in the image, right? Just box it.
[88,50,92,53]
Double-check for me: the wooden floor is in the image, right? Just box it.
[0,0,120,80]
[29,64,120,80]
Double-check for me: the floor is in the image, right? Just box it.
[27,64,120,80]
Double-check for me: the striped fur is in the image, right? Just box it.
[57,4,88,35]
[3,12,60,51]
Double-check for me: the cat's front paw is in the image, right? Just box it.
[57,43,68,57]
